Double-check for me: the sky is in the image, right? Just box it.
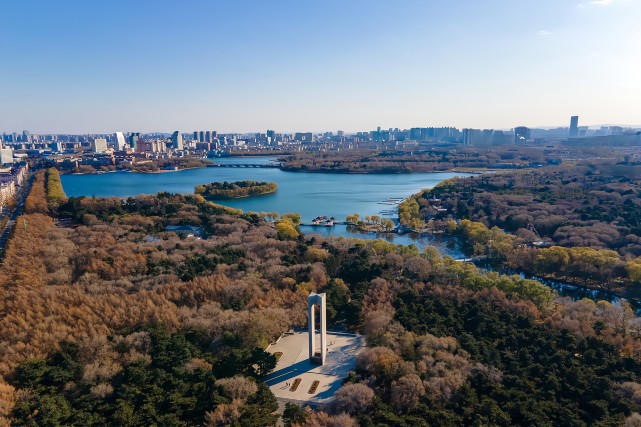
[0,0,640,134]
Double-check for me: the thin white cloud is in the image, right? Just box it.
[537,30,552,36]
[577,0,615,7]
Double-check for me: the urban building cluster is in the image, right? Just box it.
[0,163,28,213]
[1,116,640,170]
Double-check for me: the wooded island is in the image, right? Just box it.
[195,180,277,199]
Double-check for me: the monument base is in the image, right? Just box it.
[265,331,365,405]
[311,352,323,365]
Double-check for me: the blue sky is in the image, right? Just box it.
[0,0,639,133]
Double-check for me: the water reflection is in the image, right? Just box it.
[299,224,467,259]
[478,262,641,314]
[302,225,641,315]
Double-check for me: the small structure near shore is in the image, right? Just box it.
[310,216,335,226]
[164,225,204,238]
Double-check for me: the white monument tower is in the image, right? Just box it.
[308,292,327,365]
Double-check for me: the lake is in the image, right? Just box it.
[61,157,469,225]
[61,157,471,258]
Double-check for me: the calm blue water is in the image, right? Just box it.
[61,157,470,224]
[299,225,467,258]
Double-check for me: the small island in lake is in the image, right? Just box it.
[194,180,277,199]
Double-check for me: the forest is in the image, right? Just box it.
[279,147,547,173]
[428,164,641,254]
[403,163,641,291]
[195,181,277,200]
[3,168,641,425]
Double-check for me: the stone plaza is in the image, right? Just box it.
[264,330,365,406]
[264,293,365,406]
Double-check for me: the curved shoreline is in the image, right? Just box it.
[201,188,277,200]
[67,166,207,175]
[279,166,487,174]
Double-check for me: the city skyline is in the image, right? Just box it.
[1,0,640,133]
[3,119,641,138]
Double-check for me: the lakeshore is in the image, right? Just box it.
[66,165,208,175]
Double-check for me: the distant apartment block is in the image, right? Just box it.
[569,116,579,138]
[91,138,108,153]
[266,129,276,145]
[0,164,28,212]
[0,147,14,164]
[171,131,183,150]
[294,132,313,142]
[463,128,510,146]
[136,138,168,153]
[514,126,531,143]
[192,130,218,143]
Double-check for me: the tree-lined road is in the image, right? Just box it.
[0,174,33,258]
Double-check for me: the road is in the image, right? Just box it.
[0,174,34,257]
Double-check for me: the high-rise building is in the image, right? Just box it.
[92,138,108,153]
[266,129,276,145]
[128,132,140,148]
[135,138,149,153]
[199,131,205,142]
[514,126,531,143]
[294,132,313,142]
[463,129,507,146]
[193,131,199,142]
[114,132,127,151]
[569,116,579,138]
[462,129,475,146]
[609,126,624,135]
[205,131,211,143]
[171,131,183,150]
